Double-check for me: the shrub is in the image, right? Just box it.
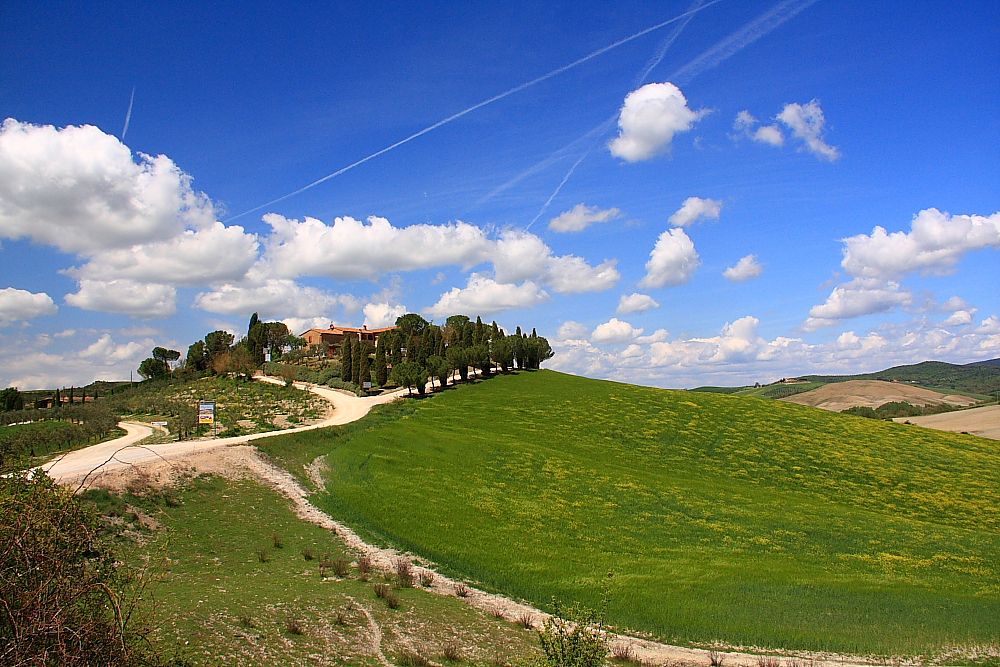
[357,555,373,580]
[302,548,315,561]
[395,557,414,587]
[285,618,305,635]
[239,614,255,629]
[257,548,270,563]
[443,641,463,661]
[535,577,612,667]
[454,582,470,597]
[332,558,350,577]
[385,590,401,609]
[399,651,431,667]
[0,470,165,666]
[419,571,435,587]
[374,582,391,599]
[272,534,283,549]
[516,611,535,629]
[610,642,639,662]
[708,650,725,666]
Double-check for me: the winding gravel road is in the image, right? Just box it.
[42,378,406,486]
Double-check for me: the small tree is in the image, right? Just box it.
[425,355,449,390]
[389,362,426,396]
[137,358,169,380]
[535,575,612,667]
[446,346,469,382]
[0,387,24,412]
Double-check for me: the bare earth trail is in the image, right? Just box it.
[42,378,407,485]
[42,375,878,667]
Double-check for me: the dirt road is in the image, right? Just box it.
[42,378,406,486]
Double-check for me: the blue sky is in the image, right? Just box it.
[1,0,998,389]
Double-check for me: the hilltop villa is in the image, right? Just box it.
[299,324,397,356]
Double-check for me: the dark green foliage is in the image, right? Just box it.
[352,339,363,385]
[446,346,469,382]
[445,315,470,331]
[359,342,373,390]
[841,405,878,419]
[204,330,234,367]
[0,470,164,666]
[842,401,955,420]
[759,384,816,399]
[0,387,24,412]
[395,313,429,338]
[425,355,449,389]
[389,362,427,395]
[374,344,388,386]
[490,338,513,372]
[138,357,170,380]
[340,336,354,381]
[535,588,610,667]
[152,347,181,364]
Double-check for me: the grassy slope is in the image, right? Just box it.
[142,475,538,666]
[280,370,1000,655]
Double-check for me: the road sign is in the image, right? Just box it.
[198,402,216,424]
[363,381,372,390]
[151,421,168,426]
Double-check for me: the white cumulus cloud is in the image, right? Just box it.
[557,321,591,341]
[723,254,763,282]
[841,208,1000,278]
[733,110,784,146]
[802,278,913,332]
[0,119,216,254]
[668,197,722,227]
[592,318,644,344]
[261,214,493,281]
[608,82,705,162]
[194,279,350,320]
[777,100,840,161]
[424,274,550,319]
[941,310,977,327]
[67,222,259,286]
[639,227,700,289]
[363,302,406,328]
[548,203,622,233]
[0,287,58,324]
[616,293,660,315]
[65,279,176,318]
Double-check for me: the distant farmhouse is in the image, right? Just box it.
[300,324,397,357]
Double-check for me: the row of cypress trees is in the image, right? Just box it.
[336,314,553,394]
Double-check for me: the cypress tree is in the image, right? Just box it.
[359,344,371,391]
[374,343,388,386]
[352,338,362,385]
[340,336,353,381]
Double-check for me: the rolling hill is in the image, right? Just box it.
[267,370,1000,655]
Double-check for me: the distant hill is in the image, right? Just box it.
[800,359,1000,397]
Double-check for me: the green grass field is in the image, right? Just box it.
[261,370,1000,655]
[136,474,538,666]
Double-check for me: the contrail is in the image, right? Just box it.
[523,0,707,228]
[671,0,820,85]
[225,0,724,223]
[515,0,821,228]
[121,87,135,140]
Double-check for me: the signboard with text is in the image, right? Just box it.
[198,402,216,424]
